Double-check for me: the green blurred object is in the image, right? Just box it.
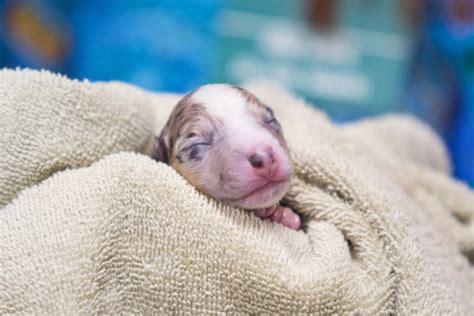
[214,0,412,120]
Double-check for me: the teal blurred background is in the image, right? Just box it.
[1,0,473,186]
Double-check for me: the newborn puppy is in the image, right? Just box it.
[153,84,301,230]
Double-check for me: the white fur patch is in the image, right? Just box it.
[191,84,278,153]
[192,84,249,126]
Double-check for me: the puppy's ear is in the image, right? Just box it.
[153,134,170,164]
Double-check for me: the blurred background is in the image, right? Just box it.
[0,0,473,186]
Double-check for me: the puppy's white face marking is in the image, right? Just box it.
[155,84,294,209]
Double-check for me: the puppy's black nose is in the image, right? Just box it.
[248,148,275,171]
[249,153,265,168]
[249,148,277,179]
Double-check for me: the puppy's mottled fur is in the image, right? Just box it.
[154,84,300,229]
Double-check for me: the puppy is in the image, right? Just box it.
[153,84,301,230]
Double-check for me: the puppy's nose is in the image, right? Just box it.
[248,148,276,178]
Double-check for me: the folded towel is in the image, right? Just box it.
[1,69,472,314]
[0,68,157,208]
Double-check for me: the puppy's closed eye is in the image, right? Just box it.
[185,142,211,151]
[264,117,281,133]
[180,137,212,162]
[188,143,209,161]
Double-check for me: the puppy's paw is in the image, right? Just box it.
[253,205,301,230]
[270,205,301,230]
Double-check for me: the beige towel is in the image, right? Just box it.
[0,69,472,314]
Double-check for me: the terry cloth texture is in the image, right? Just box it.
[0,69,473,315]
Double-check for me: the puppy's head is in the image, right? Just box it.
[154,84,293,209]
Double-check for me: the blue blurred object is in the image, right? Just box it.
[213,0,411,121]
[0,0,221,92]
[405,0,474,186]
[0,0,73,73]
[71,0,221,92]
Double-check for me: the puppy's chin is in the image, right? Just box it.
[227,179,291,210]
